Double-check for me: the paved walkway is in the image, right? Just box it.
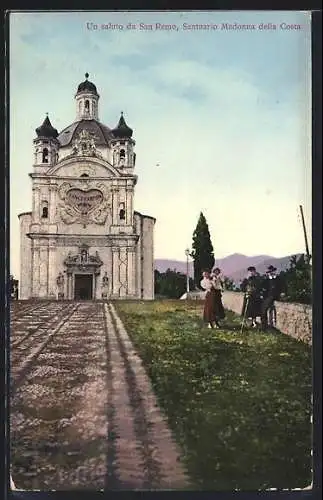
[10,301,191,490]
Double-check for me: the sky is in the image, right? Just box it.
[9,10,312,279]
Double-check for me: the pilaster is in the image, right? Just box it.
[126,187,133,226]
[32,241,40,297]
[112,187,119,225]
[127,248,136,296]
[48,242,57,297]
[48,185,57,222]
[39,247,48,296]
[112,246,120,296]
[119,247,128,297]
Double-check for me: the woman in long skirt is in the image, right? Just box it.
[211,267,226,325]
[200,271,218,328]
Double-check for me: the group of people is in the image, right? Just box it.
[240,264,283,331]
[200,264,283,331]
[200,268,226,329]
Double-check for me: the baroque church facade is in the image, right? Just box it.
[19,74,155,300]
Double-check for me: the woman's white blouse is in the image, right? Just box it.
[200,277,223,291]
[200,278,213,291]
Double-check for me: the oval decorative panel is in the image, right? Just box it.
[66,188,103,215]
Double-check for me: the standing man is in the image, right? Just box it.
[240,266,262,328]
[261,265,283,331]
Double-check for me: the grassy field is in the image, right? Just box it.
[115,300,312,490]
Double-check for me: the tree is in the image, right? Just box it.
[280,254,311,304]
[190,212,215,287]
[154,269,195,299]
[237,255,311,305]
[223,276,235,291]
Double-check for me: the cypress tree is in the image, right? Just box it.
[191,212,215,287]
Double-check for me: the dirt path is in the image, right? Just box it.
[10,301,190,490]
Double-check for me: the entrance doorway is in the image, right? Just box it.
[74,274,93,300]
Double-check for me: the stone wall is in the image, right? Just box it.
[185,290,312,344]
[221,291,312,345]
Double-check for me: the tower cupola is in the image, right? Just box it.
[35,115,58,138]
[75,73,100,121]
[111,111,133,139]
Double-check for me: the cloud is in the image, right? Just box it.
[8,12,312,278]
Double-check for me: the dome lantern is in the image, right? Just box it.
[76,73,99,96]
[75,73,100,121]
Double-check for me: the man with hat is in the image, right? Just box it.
[240,266,263,328]
[261,265,283,330]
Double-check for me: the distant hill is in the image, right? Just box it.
[212,253,272,276]
[229,255,301,285]
[154,253,302,284]
[155,259,195,276]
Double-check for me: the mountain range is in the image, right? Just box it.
[154,253,301,284]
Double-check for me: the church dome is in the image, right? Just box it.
[57,119,113,147]
[35,115,58,138]
[111,112,133,139]
[76,73,98,96]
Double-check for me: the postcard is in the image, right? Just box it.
[8,9,313,492]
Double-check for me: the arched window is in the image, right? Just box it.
[119,202,126,221]
[42,148,49,163]
[85,100,90,111]
[41,200,48,219]
[119,149,125,159]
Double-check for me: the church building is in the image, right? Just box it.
[19,74,155,300]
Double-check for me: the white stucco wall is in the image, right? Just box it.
[142,216,155,300]
[18,213,32,299]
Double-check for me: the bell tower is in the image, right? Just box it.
[33,114,59,169]
[111,112,136,173]
[110,112,136,230]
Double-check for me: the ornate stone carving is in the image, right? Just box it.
[101,271,109,299]
[67,188,103,214]
[64,248,103,275]
[56,272,65,299]
[58,181,111,225]
[71,130,103,159]
[54,234,139,247]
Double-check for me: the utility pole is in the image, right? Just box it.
[299,205,312,291]
[299,205,311,263]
